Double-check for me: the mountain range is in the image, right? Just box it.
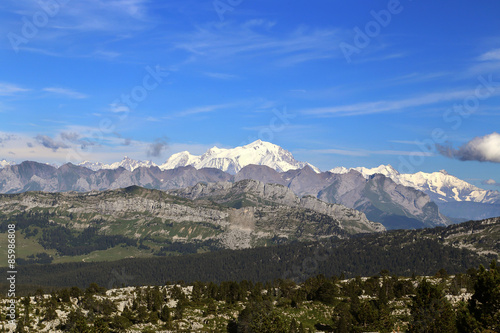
[0,140,498,226]
[329,164,500,220]
[72,140,319,173]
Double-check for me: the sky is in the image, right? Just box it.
[0,0,500,189]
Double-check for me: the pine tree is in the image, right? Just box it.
[289,318,299,333]
[467,261,500,331]
[408,279,456,333]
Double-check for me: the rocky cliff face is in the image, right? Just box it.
[236,167,449,229]
[169,179,385,234]
[318,172,449,229]
[0,183,383,254]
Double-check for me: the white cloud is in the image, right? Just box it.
[301,88,500,117]
[312,148,434,157]
[0,130,215,165]
[437,132,500,163]
[0,83,30,96]
[482,179,499,186]
[1,0,152,57]
[204,72,238,80]
[172,103,237,117]
[43,87,88,99]
[478,48,500,61]
[173,21,346,66]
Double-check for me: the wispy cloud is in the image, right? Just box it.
[43,87,88,99]
[465,48,500,76]
[2,0,152,57]
[173,21,346,66]
[478,48,500,61]
[312,148,434,157]
[172,103,237,117]
[354,52,407,64]
[384,71,451,85]
[6,0,150,32]
[204,72,238,80]
[0,83,30,96]
[301,88,500,117]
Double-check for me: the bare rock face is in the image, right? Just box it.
[169,179,384,234]
[318,172,449,229]
[0,162,233,193]
[234,165,287,186]
[0,183,383,252]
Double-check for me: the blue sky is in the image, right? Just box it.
[1,0,500,189]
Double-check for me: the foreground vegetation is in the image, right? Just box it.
[1,261,498,332]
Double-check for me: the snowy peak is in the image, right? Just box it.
[160,140,320,174]
[76,141,319,174]
[0,160,16,169]
[160,151,200,170]
[78,161,105,171]
[397,171,500,204]
[329,164,399,178]
[104,156,156,172]
[78,157,157,172]
[355,164,400,179]
[329,164,500,204]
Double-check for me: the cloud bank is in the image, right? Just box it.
[437,132,500,163]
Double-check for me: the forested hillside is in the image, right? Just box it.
[2,218,497,292]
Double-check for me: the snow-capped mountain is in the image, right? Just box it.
[78,161,106,171]
[0,160,16,169]
[78,157,157,172]
[159,140,320,174]
[159,151,200,170]
[75,141,319,174]
[329,164,500,205]
[104,157,157,172]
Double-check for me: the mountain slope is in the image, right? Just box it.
[0,160,15,169]
[330,164,500,204]
[169,179,385,234]
[0,162,233,193]
[0,183,383,265]
[330,164,500,220]
[235,166,449,229]
[6,217,498,290]
[317,171,449,229]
